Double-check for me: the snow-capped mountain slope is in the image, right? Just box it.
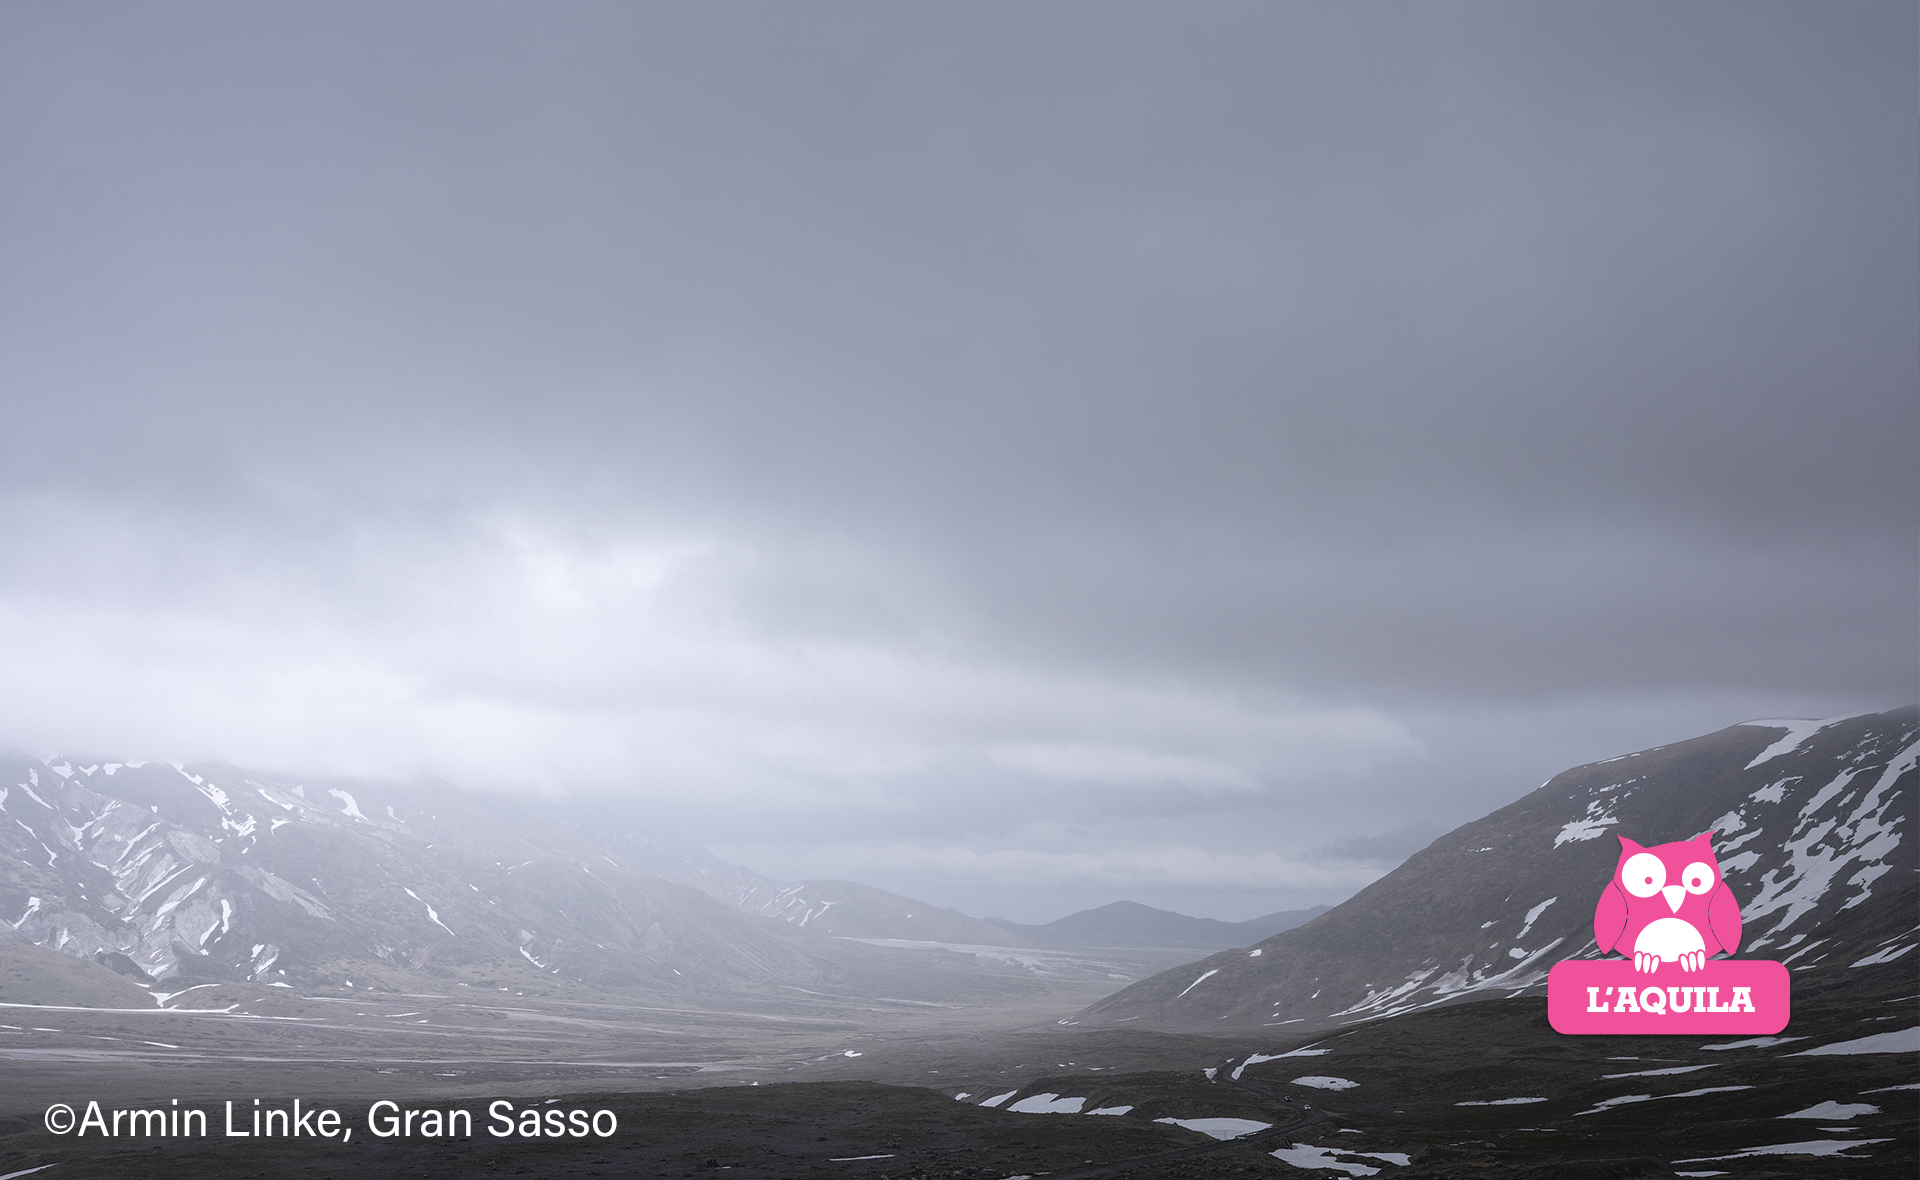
[1081,707,1918,1030]
[0,757,1040,1003]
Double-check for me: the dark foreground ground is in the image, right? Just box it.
[0,961,1912,1179]
[0,1081,1253,1180]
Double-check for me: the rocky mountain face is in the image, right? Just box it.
[987,900,1331,952]
[1081,707,1918,1030]
[0,757,1044,1003]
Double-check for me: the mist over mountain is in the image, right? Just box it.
[0,756,1074,1005]
[1,753,1310,1008]
[8,706,1912,1017]
[12,707,1904,1029]
[1080,707,1917,1031]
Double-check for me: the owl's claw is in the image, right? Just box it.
[1633,952,1658,974]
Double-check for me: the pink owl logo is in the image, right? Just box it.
[1592,833,1742,973]
[1549,830,1790,1035]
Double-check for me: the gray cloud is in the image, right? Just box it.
[1,2,1910,920]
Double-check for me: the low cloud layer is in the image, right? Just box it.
[1,3,1911,920]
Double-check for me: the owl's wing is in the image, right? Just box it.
[1706,884,1742,956]
[1593,882,1629,954]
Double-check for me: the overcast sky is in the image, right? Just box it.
[2,2,1913,921]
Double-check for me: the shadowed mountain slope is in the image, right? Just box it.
[1081,707,1918,1030]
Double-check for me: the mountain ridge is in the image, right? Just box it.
[1078,707,1918,1031]
[0,757,1071,1006]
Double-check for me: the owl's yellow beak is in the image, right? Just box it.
[1662,885,1685,912]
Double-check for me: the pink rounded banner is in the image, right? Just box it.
[1547,959,1790,1035]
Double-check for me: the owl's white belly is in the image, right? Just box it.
[1634,917,1705,962]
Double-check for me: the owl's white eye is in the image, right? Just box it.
[1681,861,1715,895]
[1622,852,1665,898]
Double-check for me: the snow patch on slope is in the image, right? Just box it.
[1176,968,1219,998]
[1739,716,1858,771]
[1741,738,1917,940]
[1555,800,1618,847]
[1007,1093,1085,1114]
